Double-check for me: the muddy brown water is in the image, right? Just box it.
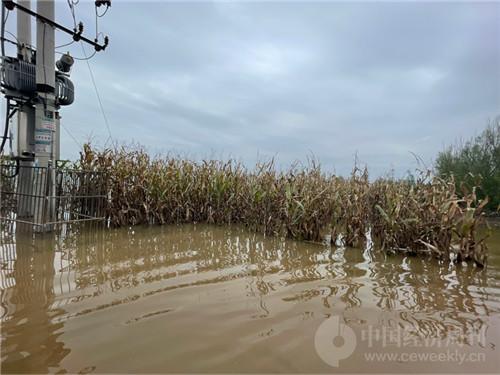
[1,223,499,373]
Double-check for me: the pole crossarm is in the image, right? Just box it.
[2,0,109,51]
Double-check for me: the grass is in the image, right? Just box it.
[77,143,490,266]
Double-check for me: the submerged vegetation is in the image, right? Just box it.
[436,118,500,213]
[78,144,490,266]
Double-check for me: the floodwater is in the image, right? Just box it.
[1,222,499,373]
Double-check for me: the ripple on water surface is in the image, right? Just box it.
[1,223,499,373]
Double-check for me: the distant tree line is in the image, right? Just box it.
[436,117,500,213]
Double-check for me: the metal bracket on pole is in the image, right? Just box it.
[2,0,109,51]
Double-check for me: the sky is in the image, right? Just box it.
[3,0,500,177]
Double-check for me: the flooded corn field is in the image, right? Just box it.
[1,223,499,373]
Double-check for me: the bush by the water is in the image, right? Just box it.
[436,118,500,213]
[77,144,490,266]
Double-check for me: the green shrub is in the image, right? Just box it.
[436,118,500,212]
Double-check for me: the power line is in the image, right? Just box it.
[4,30,18,44]
[66,0,77,29]
[56,39,74,49]
[55,48,96,60]
[1,3,7,57]
[80,42,112,146]
[61,122,81,149]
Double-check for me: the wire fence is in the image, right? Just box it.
[0,163,108,230]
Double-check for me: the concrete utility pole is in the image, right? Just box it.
[13,0,57,228]
[16,0,30,61]
[33,0,56,228]
[16,0,34,219]
[34,0,57,167]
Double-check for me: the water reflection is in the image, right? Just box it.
[1,224,499,373]
[1,234,69,373]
